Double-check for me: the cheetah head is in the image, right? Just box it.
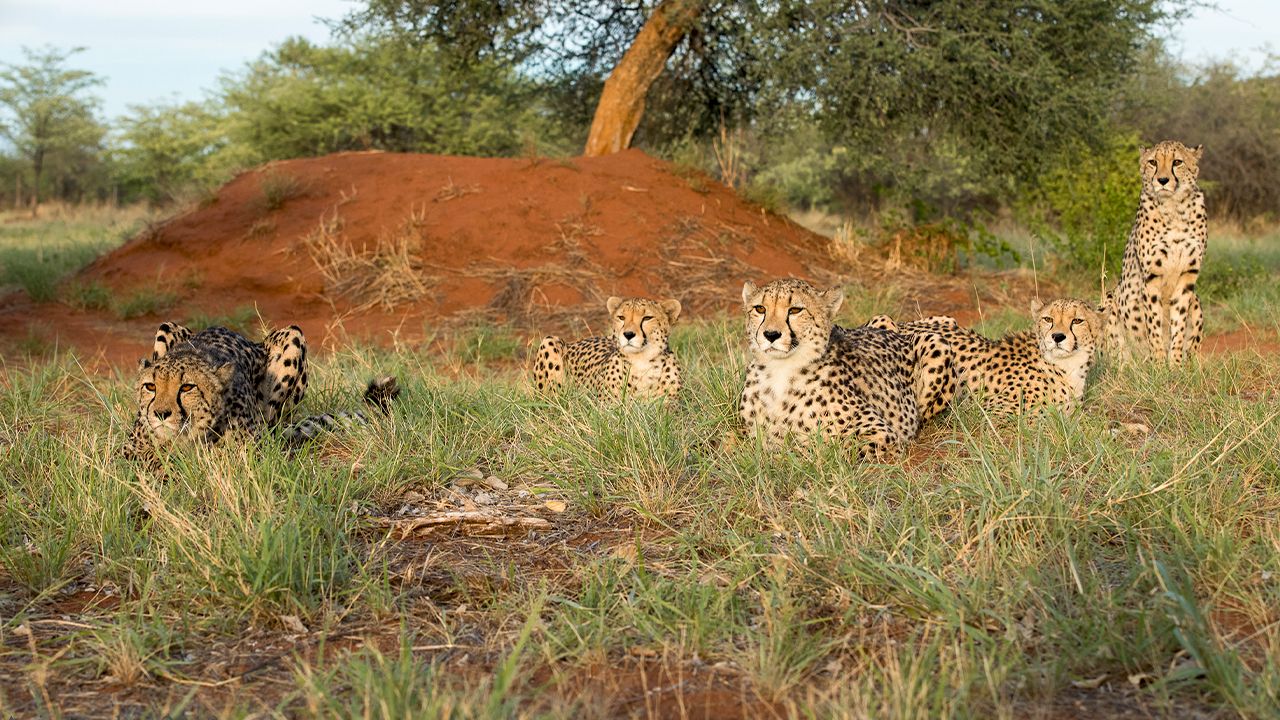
[135,354,232,447]
[1030,298,1103,364]
[1140,140,1202,199]
[742,279,843,362]
[606,296,680,357]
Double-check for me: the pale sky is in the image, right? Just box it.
[0,0,1276,121]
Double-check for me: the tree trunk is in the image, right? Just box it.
[30,148,43,218]
[583,0,705,156]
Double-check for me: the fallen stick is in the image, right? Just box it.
[372,512,551,537]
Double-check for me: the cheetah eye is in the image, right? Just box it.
[642,316,653,322]
[1172,159,1183,166]
[142,382,156,392]
[1147,159,1157,166]
[1041,316,1052,324]
[616,315,625,321]
[179,383,197,393]
[752,305,766,314]
[1070,318,1083,325]
[788,307,803,315]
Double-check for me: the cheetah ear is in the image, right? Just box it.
[741,281,758,306]
[1192,144,1203,159]
[822,287,844,314]
[660,298,681,323]
[214,362,235,385]
[606,296,623,315]
[1090,306,1105,330]
[1029,298,1043,315]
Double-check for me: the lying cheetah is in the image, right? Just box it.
[126,322,398,458]
[738,279,956,461]
[1106,140,1206,365]
[867,298,1104,415]
[531,296,682,401]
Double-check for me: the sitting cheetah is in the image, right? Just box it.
[531,296,682,401]
[866,297,1104,415]
[738,279,956,461]
[1105,140,1206,365]
[126,322,398,458]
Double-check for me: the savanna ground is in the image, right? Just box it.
[1,205,1279,718]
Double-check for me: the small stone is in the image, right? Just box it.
[481,476,509,491]
[474,492,497,505]
[451,469,484,486]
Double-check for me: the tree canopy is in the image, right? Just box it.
[344,0,1182,177]
[0,46,106,212]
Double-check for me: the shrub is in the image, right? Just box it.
[1020,132,1141,276]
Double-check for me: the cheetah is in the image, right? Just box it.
[1105,140,1207,365]
[531,296,682,401]
[866,297,1104,415]
[737,279,957,461]
[126,322,399,458]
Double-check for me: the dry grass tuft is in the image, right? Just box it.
[303,205,436,311]
[434,178,481,202]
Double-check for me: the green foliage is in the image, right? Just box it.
[756,1,1172,182]
[0,46,107,208]
[113,289,178,319]
[1022,132,1142,275]
[222,35,563,160]
[256,170,303,211]
[1118,49,1280,222]
[113,100,245,205]
[64,280,112,310]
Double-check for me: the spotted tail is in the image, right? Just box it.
[283,376,400,445]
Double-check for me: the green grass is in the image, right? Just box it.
[257,170,304,212]
[0,204,151,302]
[113,289,178,320]
[186,305,261,334]
[1,293,1277,717]
[1,209,1278,716]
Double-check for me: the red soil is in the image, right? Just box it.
[0,150,837,367]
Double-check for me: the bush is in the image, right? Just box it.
[1117,52,1280,223]
[1020,132,1141,276]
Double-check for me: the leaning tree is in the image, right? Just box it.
[343,0,1181,175]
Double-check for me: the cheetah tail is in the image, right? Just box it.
[364,375,401,415]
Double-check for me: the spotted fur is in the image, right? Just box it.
[867,298,1104,415]
[1105,140,1206,365]
[126,322,397,458]
[531,296,683,401]
[737,279,957,462]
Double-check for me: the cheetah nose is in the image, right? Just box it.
[623,331,636,340]
[1051,332,1067,344]
[1157,177,1169,186]
[763,330,783,342]
[154,409,172,421]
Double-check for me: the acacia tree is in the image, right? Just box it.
[346,0,1180,174]
[0,46,105,215]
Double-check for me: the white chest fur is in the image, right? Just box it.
[623,350,667,392]
[744,352,817,419]
[1049,351,1091,401]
